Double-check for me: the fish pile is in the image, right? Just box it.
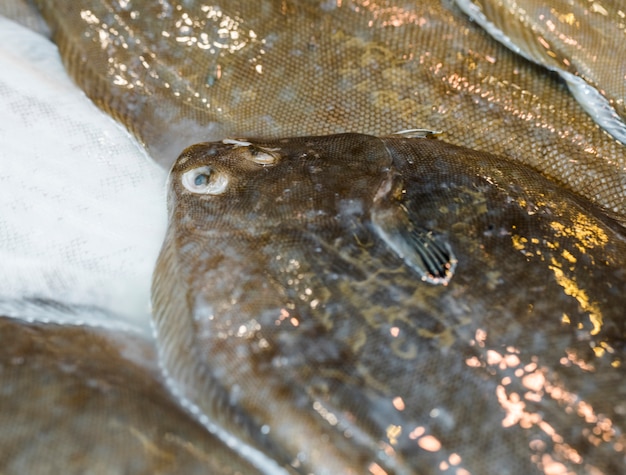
[0,1,625,474]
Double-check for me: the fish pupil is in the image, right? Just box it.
[194,172,210,187]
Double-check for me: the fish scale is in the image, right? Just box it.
[153,133,626,474]
[2,1,626,473]
[29,0,626,221]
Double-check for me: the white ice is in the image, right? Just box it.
[0,16,168,336]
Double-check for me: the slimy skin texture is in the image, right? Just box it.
[153,133,626,474]
[30,0,626,221]
[2,1,626,473]
[0,317,263,475]
[456,0,626,145]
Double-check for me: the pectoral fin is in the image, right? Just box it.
[372,177,457,285]
[373,218,456,285]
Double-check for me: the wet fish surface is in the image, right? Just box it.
[0,316,263,475]
[456,0,626,144]
[153,133,626,474]
[31,0,626,221]
[2,1,626,473]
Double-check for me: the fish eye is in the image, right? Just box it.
[221,138,280,165]
[247,146,278,165]
[194,173,209,186]
[181,166,229,195]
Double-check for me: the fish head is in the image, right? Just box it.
[167,133,394,237]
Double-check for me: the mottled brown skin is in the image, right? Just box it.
[153,133,626,475]
[460,0,626,141]
[0,317,263,475]
[31,0,626,221]
[4,1,626,472]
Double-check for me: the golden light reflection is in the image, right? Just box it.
[466,342,625,473]
[548,257,603,335]
[554,11,577,27]
[511,215,608,339]
[561,249,576,264]
[386,424,401,445]
[550,215,609,252]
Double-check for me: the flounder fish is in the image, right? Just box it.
[30,0,626,221]
[153,133,626,474]
[0,316,264,475]
[456,0,626,144]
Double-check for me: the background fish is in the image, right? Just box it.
[0,317,264,475]
[153,133,626,474]
[28,0,626,221]
[456,0,626,144]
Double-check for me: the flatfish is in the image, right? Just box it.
[0,316,264,475]
[456,0,626,144]
[152,133,626,474]
[31,0,626,221]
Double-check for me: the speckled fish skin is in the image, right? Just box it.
[456,0,626,144]
[0,0,50,36]
[152,133,626,475]
[0,317,263,475]
[32,0,626,222]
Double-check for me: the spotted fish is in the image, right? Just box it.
[152,133,626,474]
[28,0,626,221]
[0,316,264,475]
[3,1,626,473]
[456,0,626,144]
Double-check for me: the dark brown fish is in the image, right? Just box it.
[0,316,264,475]
[152,133,626,474]
[30,0,626,222]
